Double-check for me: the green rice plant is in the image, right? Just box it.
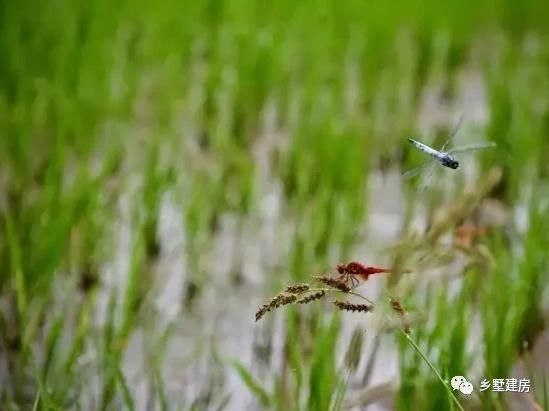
[1,0,548,409]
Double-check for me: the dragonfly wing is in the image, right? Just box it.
[402,160,435,179]
[418,162,437,193]
[447,142,496,155]
[441,115,464,152]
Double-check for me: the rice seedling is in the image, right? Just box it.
[1,0,548,409]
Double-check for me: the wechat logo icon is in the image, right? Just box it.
[451,376,474,395]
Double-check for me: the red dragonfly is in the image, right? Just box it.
[335,261,411,289]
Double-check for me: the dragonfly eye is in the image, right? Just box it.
[442,155,459,169]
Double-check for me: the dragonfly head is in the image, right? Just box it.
[442,155,459,169]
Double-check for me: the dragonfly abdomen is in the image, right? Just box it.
[408,138,441,159]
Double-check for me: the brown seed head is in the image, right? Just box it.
[389,298,405,316]
[255,293,298,321]
[296,290,326,304]
[331,299,373,313]
[285,283,310,294]
[389,298,411,333]
[314,275,351,292]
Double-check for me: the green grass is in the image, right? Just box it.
[0,0,548,409]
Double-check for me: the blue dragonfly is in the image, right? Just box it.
[403,119,496,190]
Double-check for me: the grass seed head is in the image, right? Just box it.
[389,297,405,315]
[255,293,298,321]
[296,290,325,304]
[331,300,373,313]
[285,283,310,294]
[389,298,411,333]
[314,275,351,292]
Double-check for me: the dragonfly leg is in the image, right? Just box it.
[336,273,358,289]
[351,275,359,289]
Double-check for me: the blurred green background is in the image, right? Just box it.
[1,0,548,410]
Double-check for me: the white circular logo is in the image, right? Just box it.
[450,376,467,390]
[459,381,474,395]
[450,376,474,395]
